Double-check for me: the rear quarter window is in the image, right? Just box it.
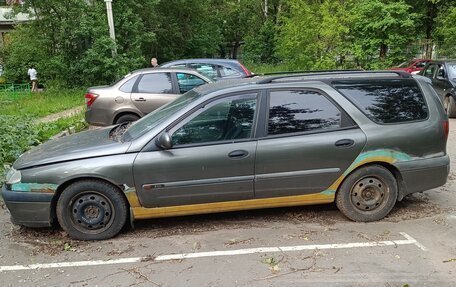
[332,79,428,124]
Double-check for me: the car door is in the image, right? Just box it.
[130,72,177,114]
[133,92,259,207]
[254,88,366,198]
[434,64,453,98]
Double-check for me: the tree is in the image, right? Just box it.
[351,0,418,69]
[2,0,157,86]
[275,0,355,70]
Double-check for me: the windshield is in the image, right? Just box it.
[122,90,203,141]
[448,64,456,80]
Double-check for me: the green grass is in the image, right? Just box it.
[0,89,85,117]
[36,112,88,140]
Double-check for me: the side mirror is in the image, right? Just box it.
[156,132,173,149]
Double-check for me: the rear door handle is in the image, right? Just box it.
[335,139,355,148]
[135,97,146,102]
[228,150,249,159]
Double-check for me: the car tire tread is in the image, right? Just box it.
[56,180,128,240]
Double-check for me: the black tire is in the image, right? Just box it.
[115,113,140,124]
[56,180,128,240]
[444,96,456,118]
[336,165,397,222]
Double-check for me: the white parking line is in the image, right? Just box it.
[0,232,426,272]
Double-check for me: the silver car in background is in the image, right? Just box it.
[85,68,211,126]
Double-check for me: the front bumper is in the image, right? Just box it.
[2,184,53,227]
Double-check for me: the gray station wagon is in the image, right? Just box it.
[85,67,211,126]
[2,71,449,240]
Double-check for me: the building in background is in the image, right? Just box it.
[0,0,29,47]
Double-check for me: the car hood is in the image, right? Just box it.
[14,127,132,169]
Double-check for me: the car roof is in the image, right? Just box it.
[426,60,456,64]
[193,70,414,96]
[161,58,241,66]
[130,67,203,74]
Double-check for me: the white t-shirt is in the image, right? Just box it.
[28,68,37,80]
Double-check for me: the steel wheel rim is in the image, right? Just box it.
[350,176,389,213]
[69,191,115,234]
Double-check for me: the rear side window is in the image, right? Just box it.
[268,90,342,135]
[219,66,242,78]
[189,63,218,80]
[137,73,173,93]
[332,79,428,124]
[119,75,139,93]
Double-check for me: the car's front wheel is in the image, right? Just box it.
[336,165,398,222]
[56,180,128,240]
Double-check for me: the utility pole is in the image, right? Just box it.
[104,0,117,56]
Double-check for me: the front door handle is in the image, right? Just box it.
[228,150,249,159]
[135,97,146,102]
[335,139,355,148]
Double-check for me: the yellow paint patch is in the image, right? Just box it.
[327,156,396,191]
[125,150,407,221]
[130,193,334,220]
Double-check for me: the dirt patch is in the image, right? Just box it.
[120,204,343,240]
[385,192,453,222]
[7,226,88,256]
[3,191,452,248]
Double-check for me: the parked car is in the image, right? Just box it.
[390,59,431,74]
[419,60,456,118]
[3,71,449,240]
[85,68,211,126]
[161,58,252,81]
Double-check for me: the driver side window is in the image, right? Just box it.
[171,94,257,146]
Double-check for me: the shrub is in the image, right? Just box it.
[0,115,39,166]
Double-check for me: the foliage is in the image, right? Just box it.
[1,0,456,84]
[436,5,456,58]
[0,89,84,117]
[350,0,418,69]
[36,112,87,141]
[0,112,87,179]
[2,0,156,87]
[0,115,39,166]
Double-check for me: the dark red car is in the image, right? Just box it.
[390,59,431,74]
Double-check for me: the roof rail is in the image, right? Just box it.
[259,69,362,76]
[256,70,412,84]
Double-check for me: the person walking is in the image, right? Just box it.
[27,65,38,92]
[150,57,159,68]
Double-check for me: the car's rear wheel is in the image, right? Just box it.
[444,96,456,118]
[115,113,140,124]
[336,165,397,222]
[56,180,128,240]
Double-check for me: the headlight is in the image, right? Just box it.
[6,168,21,184]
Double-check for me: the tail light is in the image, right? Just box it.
[84,93,98,108]
[239,62,252,76]
[443,119,449,138]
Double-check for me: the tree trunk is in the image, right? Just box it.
[425,1,437,59]
[379,43,387,60]
[264,0,268,18]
